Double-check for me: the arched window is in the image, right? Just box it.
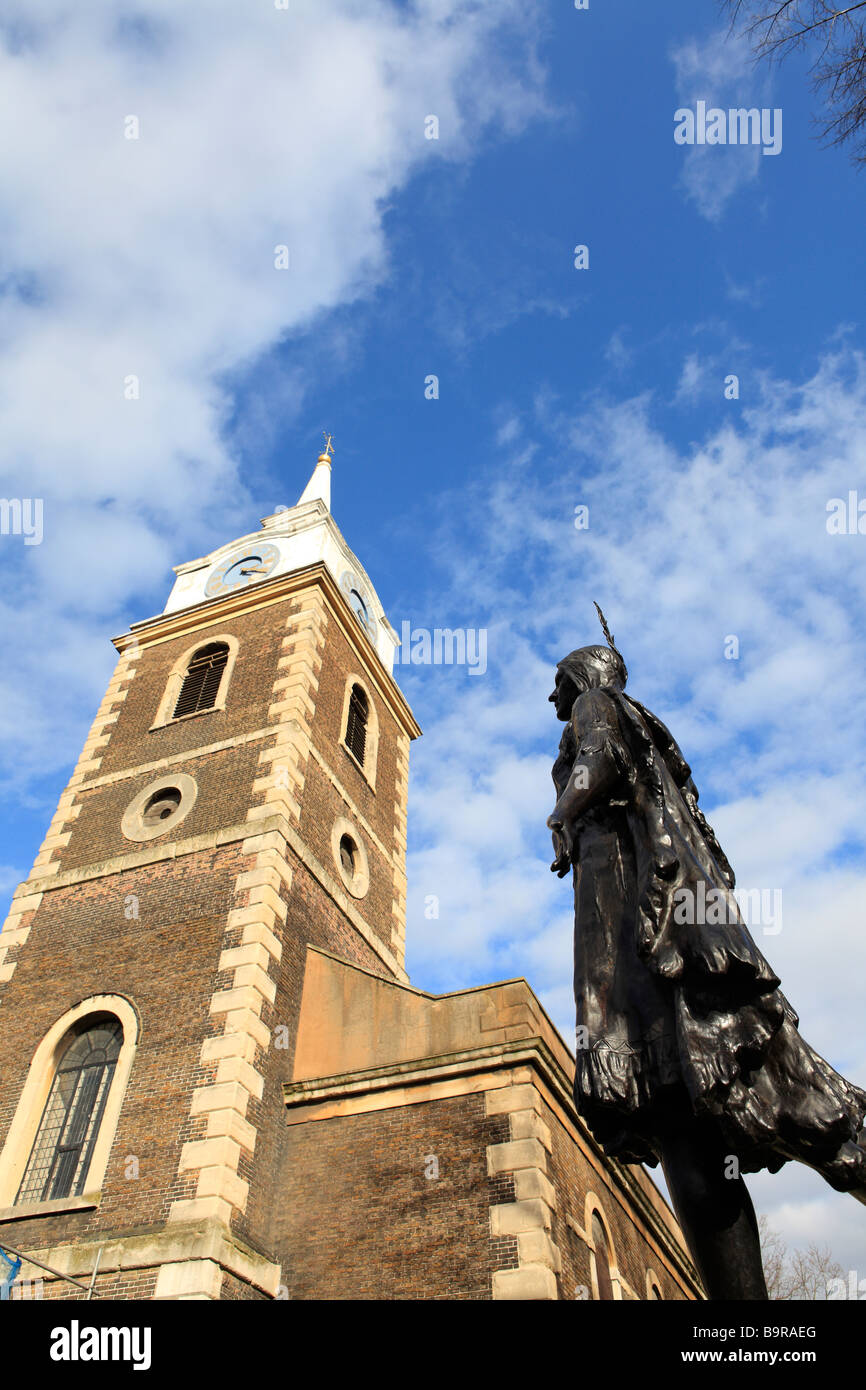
[591,1210,615,1301]
[344,683,369,766]
[172,643,229,718]
[16,1017,122,1205]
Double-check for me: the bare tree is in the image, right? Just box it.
[758,1214,845,1299]
[721,1,866,162]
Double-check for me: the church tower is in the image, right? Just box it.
[0,445,420,1299]
[0,445,703,1303]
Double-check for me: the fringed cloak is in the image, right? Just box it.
[554,681,866,1179]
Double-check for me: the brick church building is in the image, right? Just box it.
[0,449,702,1301]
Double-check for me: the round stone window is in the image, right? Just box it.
[331,816,369,900]
[121,773,198,843]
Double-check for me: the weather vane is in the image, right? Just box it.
[322,431,335,458]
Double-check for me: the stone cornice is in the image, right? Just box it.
[12,813,408,985]
[11,1218,281,1298]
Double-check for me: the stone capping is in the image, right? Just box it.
[284,1039,540,1109]
[11,1218,281,1301]
[11,817,286,894]
[50,725,289,795]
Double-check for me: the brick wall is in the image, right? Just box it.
[296,757,395,955]
[60,743,264,872]
[0,568,421,1298]
[309,611,401,849]
[98,610,287,778]
[28,1269,159,1300]
[542,1096,689,1300]
[219,1271,269,1300]
[275,1094,506,1300]
[0,844,245,1249]
[230,854,395,1258]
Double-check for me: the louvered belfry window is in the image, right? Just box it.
[173,643,229,719]
[345,684,368,766]
[17,1018,122,1205]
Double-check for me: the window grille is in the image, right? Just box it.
[17,1018,123,1205]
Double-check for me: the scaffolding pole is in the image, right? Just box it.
[0,1240,93,1294]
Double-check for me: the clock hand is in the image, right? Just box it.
[239,566,267,575]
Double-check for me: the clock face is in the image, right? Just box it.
[340,570,377,645]
[205,542,281,598]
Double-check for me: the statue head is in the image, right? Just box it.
[549,644,628,721]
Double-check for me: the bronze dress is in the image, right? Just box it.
[554,679,866,1183]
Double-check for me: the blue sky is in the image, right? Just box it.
[2,0,866,1276]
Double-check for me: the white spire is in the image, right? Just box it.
[297,434,334,510]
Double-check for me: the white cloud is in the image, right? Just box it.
[0,0,550,788]
[674,350,705,401]
[671,27,774,221]
[604,328,632,372]
[0,865,26,898]
[403,344,866,1267]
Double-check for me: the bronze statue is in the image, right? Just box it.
[547,608,866,1300]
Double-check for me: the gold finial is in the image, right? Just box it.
[319,431,334,463]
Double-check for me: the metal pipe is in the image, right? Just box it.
[0,1240,92,1293]
[86,1245,103,1300]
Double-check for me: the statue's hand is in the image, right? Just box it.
[548,818,573,877]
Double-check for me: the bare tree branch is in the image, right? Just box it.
[719,0,866,162]
[758,1216,844,1299]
